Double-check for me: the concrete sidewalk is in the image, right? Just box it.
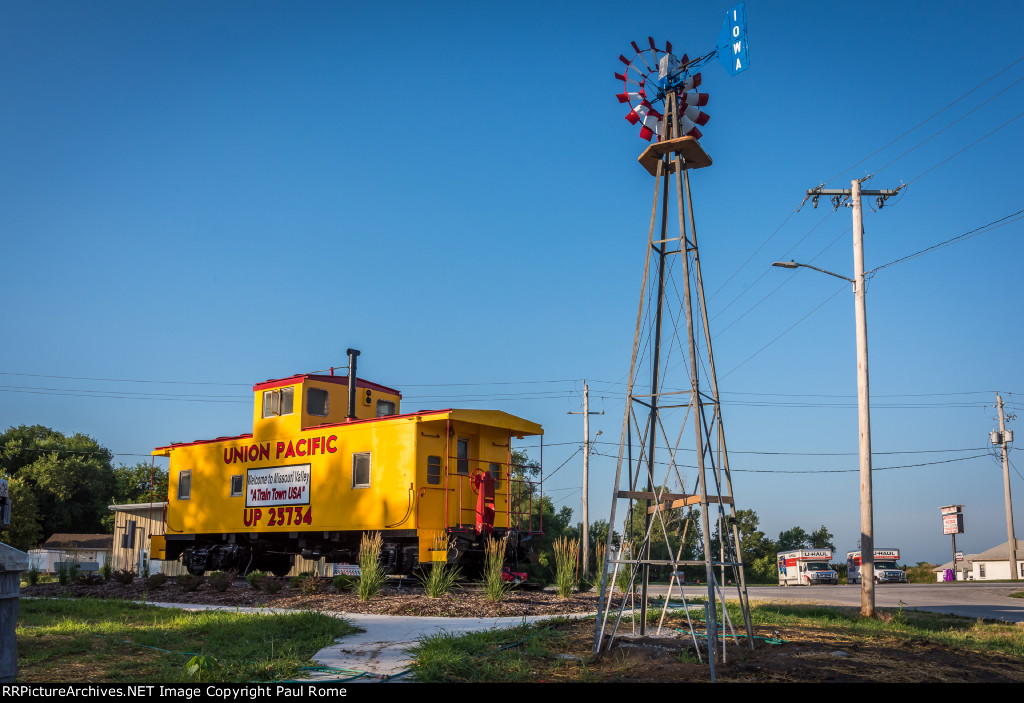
[145,601,565,683]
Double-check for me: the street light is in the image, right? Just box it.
[771,260,854,284]
[771,180,877,617]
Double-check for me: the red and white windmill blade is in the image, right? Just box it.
[615,37,709,141]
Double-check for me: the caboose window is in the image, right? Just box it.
[489,462,502,489]
[376,399,395,417]
[456,438,469,475]
[230,475,243,497]
[427,455,441,485]
[307,388,329,417]
[178,471,191,500]
[352,452,371,488]
[262,387,294,418]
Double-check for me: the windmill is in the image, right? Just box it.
[592,4,755,680]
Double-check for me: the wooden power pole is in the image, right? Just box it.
[996,394,1018,580]
[569,381,603,575]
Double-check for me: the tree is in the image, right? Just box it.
[617,489,703,580]
[100,461,169,530]
[707,509,780,584]
[509,448,541,524]
[777,526,811,552]
[524,495,576,583]
[808,524,836,551]
[710,508,776,565]
[0,425,115,549]
[0,476,42,551]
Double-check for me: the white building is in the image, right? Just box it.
[28,534,112,573]
[934,539,1024,581]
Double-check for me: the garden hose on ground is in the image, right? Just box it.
[293,666,413,683]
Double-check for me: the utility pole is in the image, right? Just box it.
[568,381,603,575]
[803,179,900,618]
[996,394,1018,580]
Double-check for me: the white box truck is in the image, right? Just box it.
[777,549,838,586]
[846,548,907,584]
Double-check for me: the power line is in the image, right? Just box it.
[732,454,991,473]
[0,388,250,404]
[869,209,1024,274]
[869,73,1024,180]
[0,371,251,387]
[720,282,849,380]
[705,57,1024,316]
[823,54,1024,186]
[590,448,991,474]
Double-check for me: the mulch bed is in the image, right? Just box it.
[21,578,607,617]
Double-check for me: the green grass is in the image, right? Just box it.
[698,600,1024,658]
[409,620,572,683]
[17,598,360,683]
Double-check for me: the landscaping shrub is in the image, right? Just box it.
[178,574,204,592]
[56,561,79,586]
[208,570,235,592]
[146,573,168,589]
[297,573,326,595]
[289,570,317,589]
[331,574,357,593]
[77,572,104,586]
[25,565,41,586]
[420,561,461,598]
[482,535,512,602]
[358,532,387,601]
[246,570,268,590]
[112,569,137,585]
[553,536,580,598]
[262,577,284,594]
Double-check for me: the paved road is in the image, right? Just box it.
[652,582,1024,623]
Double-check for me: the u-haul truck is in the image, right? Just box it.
[777,549,838,586]
[846,548,906,584]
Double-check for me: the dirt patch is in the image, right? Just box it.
[548,619,1024,683]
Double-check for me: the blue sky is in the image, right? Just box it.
[2,1,1022,566]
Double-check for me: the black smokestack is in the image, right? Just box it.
[346,348,360,420]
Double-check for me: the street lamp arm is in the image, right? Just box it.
[772,260,854,283]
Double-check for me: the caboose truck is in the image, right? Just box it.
[150,350,543,577]
[777,549,838,586]
[846,548,906,584]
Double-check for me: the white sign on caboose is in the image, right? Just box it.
[245,464,311,507]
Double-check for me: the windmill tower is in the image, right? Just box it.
[593,34,755,676]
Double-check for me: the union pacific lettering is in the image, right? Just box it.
[223,435,338,464]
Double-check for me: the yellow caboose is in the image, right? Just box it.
[153,350,543,576]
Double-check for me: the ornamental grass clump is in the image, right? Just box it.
[553,536,580,598]
[420,560,461,598]
[358,531,388,601]
[420,538,461,598]
[481,535,512,602]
